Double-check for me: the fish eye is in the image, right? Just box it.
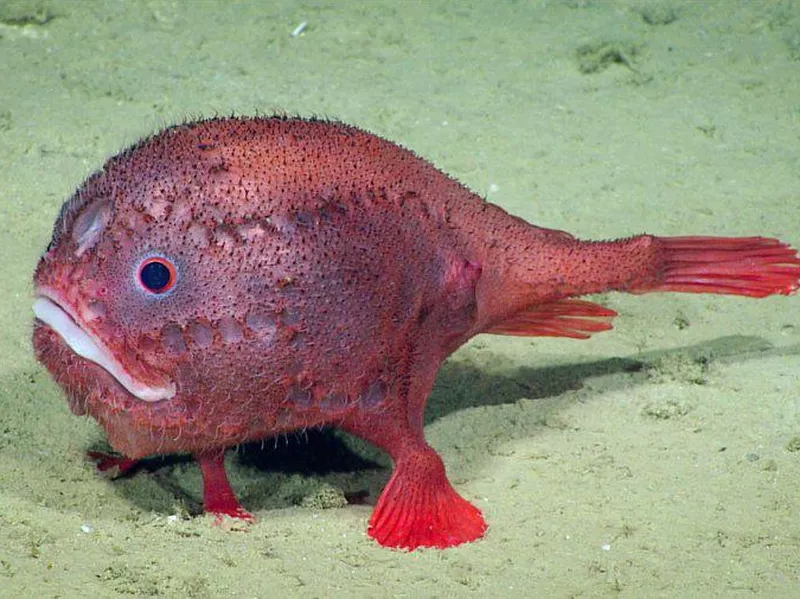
[138,256,177,294]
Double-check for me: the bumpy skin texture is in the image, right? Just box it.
[34,117,502,456]
[32,116,800,550]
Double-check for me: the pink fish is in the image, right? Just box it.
[32,116,800,550]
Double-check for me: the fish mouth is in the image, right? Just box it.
[32,290,176,402]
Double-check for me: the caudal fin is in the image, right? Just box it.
[479,234,797,341]
[634,236,800,298]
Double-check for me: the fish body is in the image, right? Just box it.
[32,116,800,549]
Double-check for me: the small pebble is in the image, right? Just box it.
[291,21,308,37]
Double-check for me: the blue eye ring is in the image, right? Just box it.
[138,256,177,294]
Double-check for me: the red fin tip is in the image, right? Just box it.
[486,298,617,339]
[641,236,800,298]
[369,447,487,550]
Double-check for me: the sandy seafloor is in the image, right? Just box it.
[1,1,799,597]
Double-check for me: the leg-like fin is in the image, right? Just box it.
[368,444,487,550]
[87,450,140,478]
[196,450,254,522]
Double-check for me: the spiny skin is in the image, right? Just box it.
[31,116,594,456]
[32,116,800,550]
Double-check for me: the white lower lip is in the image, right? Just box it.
[32,295,175,402]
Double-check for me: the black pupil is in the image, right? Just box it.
[140,261,171,292]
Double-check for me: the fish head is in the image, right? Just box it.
[31,127,285,457]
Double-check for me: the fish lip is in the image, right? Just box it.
[32,288,176,402]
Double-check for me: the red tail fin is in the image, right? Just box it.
[636,236,800,298]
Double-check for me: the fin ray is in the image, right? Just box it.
[486,298,616,339]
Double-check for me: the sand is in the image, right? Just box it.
[1,1,798,596]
